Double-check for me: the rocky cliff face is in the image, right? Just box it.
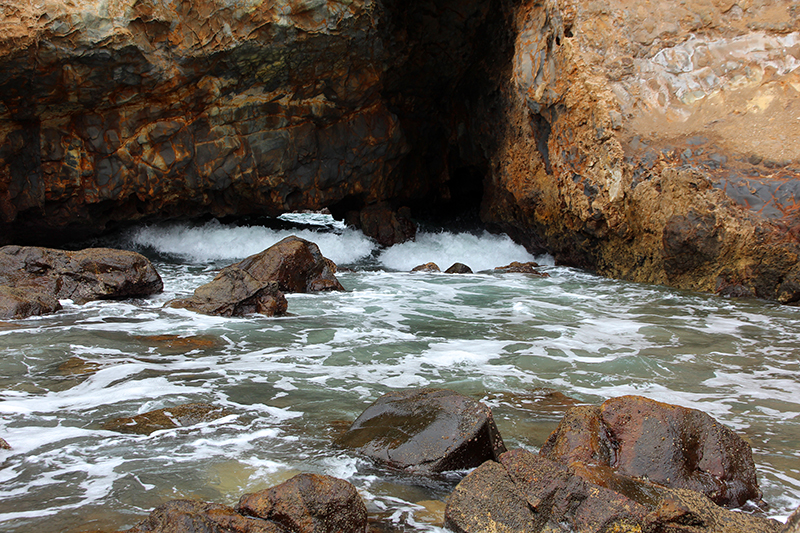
[1,0,799,302]
[481,0,800,301]
[0,0,493,244]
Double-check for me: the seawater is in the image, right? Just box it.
[1,214,799,532]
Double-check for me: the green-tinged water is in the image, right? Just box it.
[1,219,798,532]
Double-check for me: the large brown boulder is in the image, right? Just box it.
[444,449,649,533]
[540,395,761,508]
[337,388,506,474]
[236,473,367,533]
[444,448,781,533]
[232,236,344,293]
[0,245,162,318]
[166,236,341,317]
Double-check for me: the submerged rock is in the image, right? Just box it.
[783,505,800,533]
[337,388,506,474]
[236,474,367,533]
[0,246,162,319]
[540,395,761,508]
[103,403,229,435]
[121,474,366,533]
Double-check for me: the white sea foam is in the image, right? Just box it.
[128,219,374,265]
[377,230,548,272]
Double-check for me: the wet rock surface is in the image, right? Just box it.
[120,474,366,533]
[337,388,506,474]
[121,499,288,533]
[540,395,761,508]
[411,262,441,273]
[444,449,648,533]
[494,261,550,276]
[444,263,473,274]
[236,473,368,533]
[444,448,781,533]
[0,245,162,318]
[232,236,343,293]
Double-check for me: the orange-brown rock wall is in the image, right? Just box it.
[481,0,800,302]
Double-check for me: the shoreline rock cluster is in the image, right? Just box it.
[0,237,551,320]
[104,390,798,533]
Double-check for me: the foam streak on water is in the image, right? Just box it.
[1,216,799,531]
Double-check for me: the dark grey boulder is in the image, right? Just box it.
[337,388,506,474]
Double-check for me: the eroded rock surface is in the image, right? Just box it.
[337,388,506,474]
[0,0,493,247]
[121,499,287,533]
[0,245,162,318]
[540,395,761,508]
